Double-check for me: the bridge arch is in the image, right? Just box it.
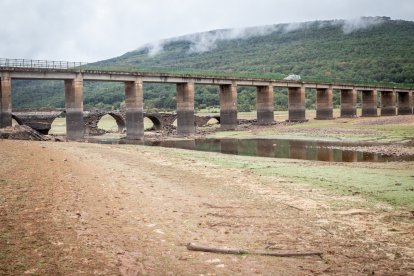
[144,115,162,130]
[49,115,66,135]
[84,111,125,135]
[100,112,126,133]
[11,114,23,125]
[205,117,220,126]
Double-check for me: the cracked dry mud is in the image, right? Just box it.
[0,140,413,275]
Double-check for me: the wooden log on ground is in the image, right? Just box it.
[186,242,323,258]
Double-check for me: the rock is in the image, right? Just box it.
[0,125,50,141]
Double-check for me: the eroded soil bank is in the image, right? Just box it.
[0,140,413,275]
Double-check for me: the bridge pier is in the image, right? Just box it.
[287,85,306,122]
[220,83,238,130]
[125,79,144,139]
[361,90,378,117]
[397,91,413,115]
[0,73,12,128]
[340,89,357,117]
[380,91,396,116]
[177,82,195,135]
[315,86,333,120]
[256,85,274,124]
[64,74,84,140]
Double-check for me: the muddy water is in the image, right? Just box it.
[89,137,414,162]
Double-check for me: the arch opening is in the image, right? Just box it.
[11,115,23,126]
[49,116,66,135]
[97,113,125,133]
[144,116,162,130]
[172,119,178,127]
[206,117,220,126]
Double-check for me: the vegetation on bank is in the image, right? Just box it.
[11,18,414,110]
[160,146,414,209]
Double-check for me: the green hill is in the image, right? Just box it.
[11,17,414,111]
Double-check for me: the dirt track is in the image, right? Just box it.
[0,140,413,275]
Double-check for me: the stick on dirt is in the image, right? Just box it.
[186,242,323,257]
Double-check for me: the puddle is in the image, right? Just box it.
[87,136,414,162]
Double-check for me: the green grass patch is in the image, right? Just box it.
[160,147,414,209]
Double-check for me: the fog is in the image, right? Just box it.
[143,17,388,56]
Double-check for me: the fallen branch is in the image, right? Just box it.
[186,242,323,258]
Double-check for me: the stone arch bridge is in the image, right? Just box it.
[11,109,220,135]
[1,59,413,140]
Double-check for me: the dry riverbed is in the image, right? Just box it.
[1,139,413,275]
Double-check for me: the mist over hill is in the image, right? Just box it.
[12,17,414,111]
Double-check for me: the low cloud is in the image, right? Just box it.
[141,16,388,56]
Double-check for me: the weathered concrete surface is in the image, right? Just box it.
[288,85,306,122]
[361,90,378,117]
[220,84,237,130]
[380,91,396,116]
[125,80,144,139]
[340,89,357,117]
[256,85,274,124]
[12,111,63,134]
[397,91,413,115]
[316,87,333,120]
[65,74,84,140]
[0,73,12,128]
[176,82,195,135]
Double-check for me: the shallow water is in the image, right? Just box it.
[87,136,414,163]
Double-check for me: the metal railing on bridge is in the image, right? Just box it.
[0,58,87,70]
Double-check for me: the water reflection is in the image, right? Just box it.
[88,137,414,163]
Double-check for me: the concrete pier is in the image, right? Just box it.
[361,90,377,117]
[288,85,306,122]
[0,73,12,128]
[256,85,274,124]
[64,74,84,140]
[340,89,357,117]
[219,83,238,130]
[176,82,195,135]
[315,87,333,120]
[125,79,144,139]
[380,91,396,116]
[397,91,413,115]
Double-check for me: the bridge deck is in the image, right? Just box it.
[0,67,411,92]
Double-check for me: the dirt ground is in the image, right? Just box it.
[0,139,413,275]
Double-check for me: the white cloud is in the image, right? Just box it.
[138,17,388,55]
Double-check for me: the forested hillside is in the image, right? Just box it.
[12,17,414,111]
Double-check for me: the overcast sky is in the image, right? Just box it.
[0,0,413,62]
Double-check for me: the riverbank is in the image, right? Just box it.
[1,140,413,275]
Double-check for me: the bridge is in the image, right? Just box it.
[1,58,413,140]
[11,109,220,135]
